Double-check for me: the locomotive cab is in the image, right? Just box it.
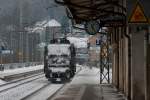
[44,38,76,82]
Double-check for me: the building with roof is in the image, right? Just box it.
[44,19,62,43]
[43,19,61,27]
[31,19,62,44]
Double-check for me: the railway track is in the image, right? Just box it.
[0,72,44,87]
[0,77,66,100]
[46,84,65,100]
[1,69,43,81]
[0,74,45,93]
[21,84,65,100]
[21,83,51,100]
[0,76,48,100]
[0,66,82,100]
[19,67,82,100]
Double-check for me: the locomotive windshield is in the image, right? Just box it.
[47,44,71,56]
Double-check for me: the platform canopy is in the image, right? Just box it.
[55,0,126,27]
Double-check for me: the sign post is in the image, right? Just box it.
[128,1,149,24]
[128,1,149,99]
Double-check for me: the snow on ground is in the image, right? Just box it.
[0,65,43,78]
[0,64,83,100]
[71,66,112,84]
[0,64,82,85]
[26,84,63,100]
[0,63,82,78]
[51,66,102,100]
[0,64,112,100]
[71,67,100,85]
[0,80,6,85]
[0,77,48,100]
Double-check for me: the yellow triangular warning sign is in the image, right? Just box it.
[128,1,148,23]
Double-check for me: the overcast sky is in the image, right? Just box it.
[0,0,66,26]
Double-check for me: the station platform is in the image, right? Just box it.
[51,67,127,100]
[0,65,43,81]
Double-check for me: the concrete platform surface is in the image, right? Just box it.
[50,67,127,100]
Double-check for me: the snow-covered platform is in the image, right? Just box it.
[0,65,43,81]
[50,67,127,100]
